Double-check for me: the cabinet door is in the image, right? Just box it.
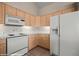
[5,4,17,16]
[28,35,38,50]
[51,10,62,16]
[46,15,51,26]
[30,15,36,26]
[62,7,75,14]
[38,34,50,49]
[0,44,6,56]
[25,13,31,26]
[40,16,46,26]
[0,39,6,56]
[0,3,4,24]
[35,16,40,26]
[16,9,25,19]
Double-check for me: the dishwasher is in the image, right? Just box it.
[6,35,28,56]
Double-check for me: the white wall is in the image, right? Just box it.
[22,26,50,34]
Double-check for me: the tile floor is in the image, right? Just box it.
[26,46,50,56]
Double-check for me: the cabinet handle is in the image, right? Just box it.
[21,20,24,21]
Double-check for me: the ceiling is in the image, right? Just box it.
[5,2,75,15]
[34,2,53,8]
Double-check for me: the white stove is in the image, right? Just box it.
[5,33,28,56]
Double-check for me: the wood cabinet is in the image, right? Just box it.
[50,6,75,17]
[28,35,38,50]
[51,10,62,16]
[25,15,38,26]
[40,16,46,26]
[25,15,50,26]
[0,3,4,24]
[46,15,50,26]
[28,34,50,50]
[40,15,50,26]
[30,16,41,27]
[35,16,40,26]
[30,15,36,26]
[0,3,52,26]
[5,4,17,16]
[62,7,75,14]
[25,13,31,26]
[16,9,25,19]
[37,34,50,49]
[0,39,6,56]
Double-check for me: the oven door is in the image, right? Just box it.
[7,36,28,55]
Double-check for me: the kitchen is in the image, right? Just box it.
[0,2,79,56]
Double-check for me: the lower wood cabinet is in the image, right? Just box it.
[0,39,6,56]
[0,44,6,56]
[28,35,38,50]
[37,34,50,49]
[28,34,50,50]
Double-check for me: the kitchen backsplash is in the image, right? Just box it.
[22,26,50,34]
[0,24,50,38]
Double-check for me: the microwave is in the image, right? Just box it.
[5,15,24,26]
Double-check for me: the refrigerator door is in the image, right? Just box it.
[50,16,60,55]
[60,11,79,56]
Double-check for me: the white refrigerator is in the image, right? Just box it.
[50,11,79,56]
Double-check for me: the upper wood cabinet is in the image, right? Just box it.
[30,15,36,26]
[35,16,40,26]
[0,3,4,24]
[25,15,50,26]
[40,15,50,26]
[46,15,50,26]
[16,9,25,19]
[40,16,47,26]
[25,13,31,26]
[62,7,75,14]
[5,4,17,16]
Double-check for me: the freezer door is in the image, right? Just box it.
[60,11,79,56]
[50,16,60,55]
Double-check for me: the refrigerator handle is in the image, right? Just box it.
[52,28,58,34]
